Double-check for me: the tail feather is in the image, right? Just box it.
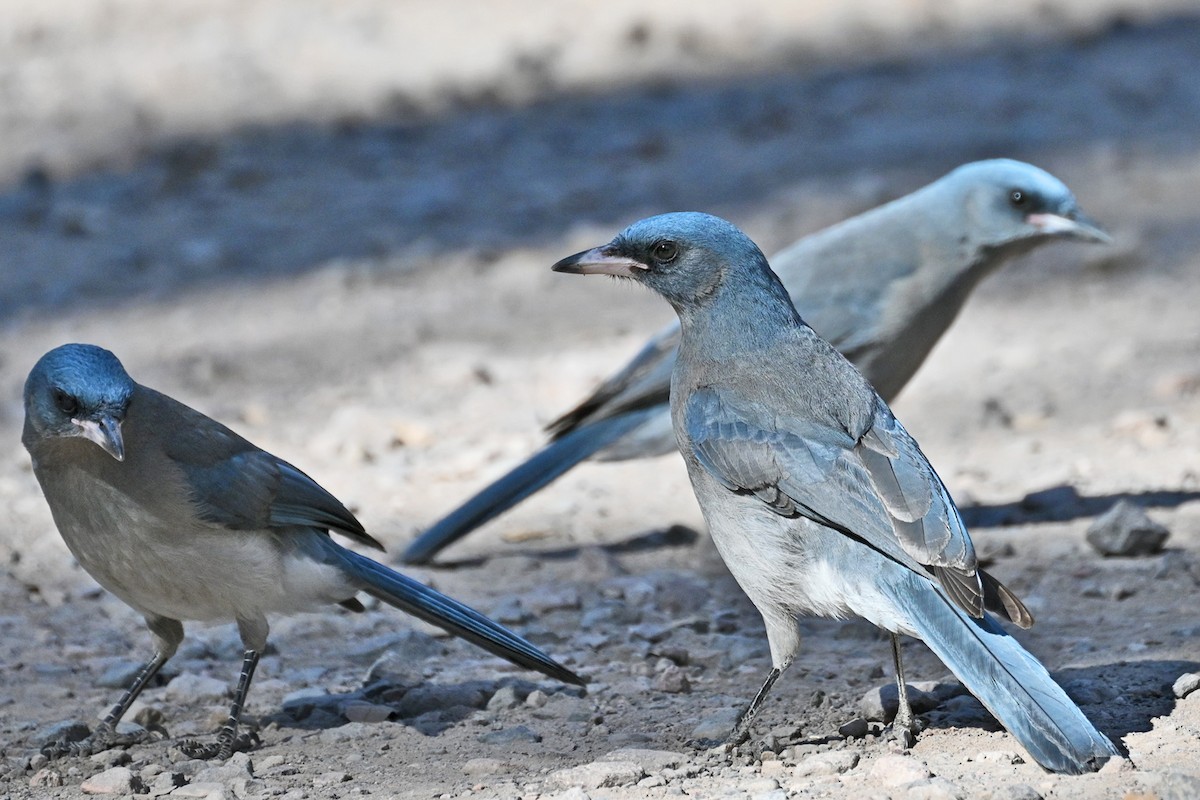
[402,412,655,564]
[885,571,1118,774]
[336,546,584,686]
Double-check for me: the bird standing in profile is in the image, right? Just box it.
[22,344,583,760]
[404,160,1110,565]
[551,212,1118,774]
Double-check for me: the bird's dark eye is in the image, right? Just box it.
[1009,189,1027,207]
[52,388,79,416]
[651,240,678,263]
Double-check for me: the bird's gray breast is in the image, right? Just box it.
[33,461,346,623]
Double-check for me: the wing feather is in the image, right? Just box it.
[684,387,983,616]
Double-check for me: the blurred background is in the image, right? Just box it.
[1,0,1199,584]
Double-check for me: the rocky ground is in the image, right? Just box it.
[1,2,1199,799]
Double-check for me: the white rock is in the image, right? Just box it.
[29,768,64,788]
[975,750,1023,764]
[80,766,140,795]
[869,754,931,787]
[793,750,860,776]
[550,760,646,789]
[1172,672,1200,699]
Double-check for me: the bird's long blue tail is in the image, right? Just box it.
[334,546,584,686]
[883,572,1118,774]
[402,411,654,564]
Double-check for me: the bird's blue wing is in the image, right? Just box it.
[156,393,381,549]
[684,387,981,611]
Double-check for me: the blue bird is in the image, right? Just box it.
[551,212,1118,774]
[404,160,1110,564]
[22,344,583,760]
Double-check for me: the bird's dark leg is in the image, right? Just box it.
[102,651,171,728]
[178,649,261,760]
[728,667,782,746]
[215,649,262,759]
[888,633,918,748]
[43,617,182,759]
[179,617,267,760]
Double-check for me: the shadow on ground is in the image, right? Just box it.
[962,485,1200,528]
[1,13,1199,321]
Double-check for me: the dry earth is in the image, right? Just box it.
[1,2,1199,799]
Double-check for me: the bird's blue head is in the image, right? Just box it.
[23,344,135,461]
[552,212,782,311]
[944,159,1110,251]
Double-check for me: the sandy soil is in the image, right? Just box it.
[1,2,1199,799]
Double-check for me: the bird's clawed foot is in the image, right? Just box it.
[176,728,259,761]
[41,721,155,760]
[883,707,925,750]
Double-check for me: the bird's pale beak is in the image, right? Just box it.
[1027,209,1112,244]
[75,415,125,462]
[552,245,648,277]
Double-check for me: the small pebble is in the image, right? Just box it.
[487,685,525,711]
[838,717,870,739]
[654,665,691,694]
[974,750,1023,765]
[1085,500,1169,556]
[396,683,491,717]
[29,768,64,788]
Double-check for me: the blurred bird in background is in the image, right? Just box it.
[405,159,1109,565]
